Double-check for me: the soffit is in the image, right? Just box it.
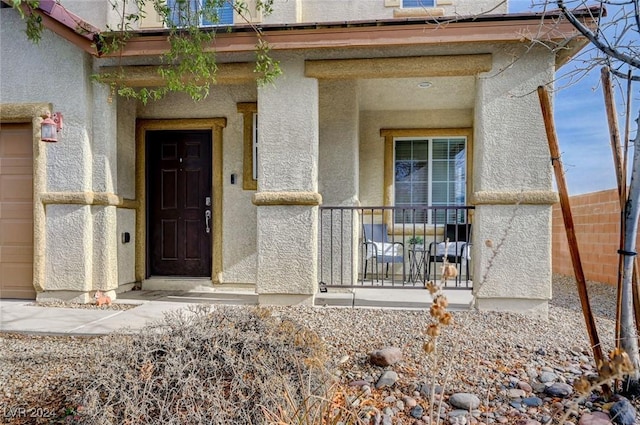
[358,76,475,111]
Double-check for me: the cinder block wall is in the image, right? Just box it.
[551,188,638,285]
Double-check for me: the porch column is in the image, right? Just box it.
[471,45,557,317]
[318,80,359,286]
[254,54,320,305]
[89,82,119,297]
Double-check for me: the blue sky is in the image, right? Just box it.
[509,0,629,195]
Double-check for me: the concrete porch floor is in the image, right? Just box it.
[116,284,474,310]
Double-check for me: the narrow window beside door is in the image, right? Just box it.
[237,102,258,190]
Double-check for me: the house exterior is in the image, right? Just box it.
[0,0,595,316]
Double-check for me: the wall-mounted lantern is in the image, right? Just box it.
[41,112,63,142]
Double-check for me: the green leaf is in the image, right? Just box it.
[17,0,281,102]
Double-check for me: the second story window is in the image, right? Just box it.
[402,0,436,7]
[167,0,234,27]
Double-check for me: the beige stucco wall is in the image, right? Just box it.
[471,44,555,316]
[319,80,359,206]
[56,0,110,29]
[86,0,508,30]
[318,80,360,286]
[473,204,552,314]
[1,9,121,302]
[117,208,136,286]
[115,98,137,288]
[256,54,319,303]
[44,205,92,292]
[299,0,507,23]
[474,45,554,192]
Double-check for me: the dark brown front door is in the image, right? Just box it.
[147,130,212,276]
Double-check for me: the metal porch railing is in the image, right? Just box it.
[318,206,474,289]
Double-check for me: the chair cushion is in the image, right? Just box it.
[435,242,470,260]
[366,241,404,263]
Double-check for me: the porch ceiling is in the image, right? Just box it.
[358,76,475,111]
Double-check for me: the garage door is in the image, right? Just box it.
[0,123,35,299]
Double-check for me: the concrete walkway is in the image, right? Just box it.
[0,287,473,336]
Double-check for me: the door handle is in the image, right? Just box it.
[205,210,211,234]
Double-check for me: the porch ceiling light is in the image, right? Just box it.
[41,112,63,142]
[418,81,432,89]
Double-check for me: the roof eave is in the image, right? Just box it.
[3,0,600,63]
[103,13,598,60]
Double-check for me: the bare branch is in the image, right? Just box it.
[556,0,640,70]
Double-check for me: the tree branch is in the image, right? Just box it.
[556,0,640,70]
[610,67,640,80]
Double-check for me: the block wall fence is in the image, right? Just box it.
[552,188,640,285]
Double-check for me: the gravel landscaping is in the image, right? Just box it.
[0,275,635,424]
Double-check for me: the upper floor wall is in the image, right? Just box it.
[55,0,509,30]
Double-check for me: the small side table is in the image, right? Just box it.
[408,245,426,284]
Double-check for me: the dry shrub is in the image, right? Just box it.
[68,305,330,425]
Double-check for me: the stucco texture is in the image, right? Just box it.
[2,4,562,310]
[472,204,553,305]
[1,9,122,298]
[44,205,92,291]
[319,80,359,206]
[0,10,95,194]
[117,98,137,199]
[256,206,318,294]
[257,54,319,193]
[117,208,136,286]
[254,55,320,295]
[473,45,555,193]
[288,0,506,24]
[470,44,556,312]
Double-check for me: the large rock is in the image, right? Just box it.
[544,382,573,398]
[522,396,543,407]
[375,370,399,389]
[610,397,636,425]
[518,381,533,393]
[410,405,424,419]
[579,412,613,425]
[449,393,480,410]
[539,371,558,383]
[370,347,403,367]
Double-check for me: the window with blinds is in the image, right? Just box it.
[394,137,466,224]
[401,0,436,7]
[167,0,234,26]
